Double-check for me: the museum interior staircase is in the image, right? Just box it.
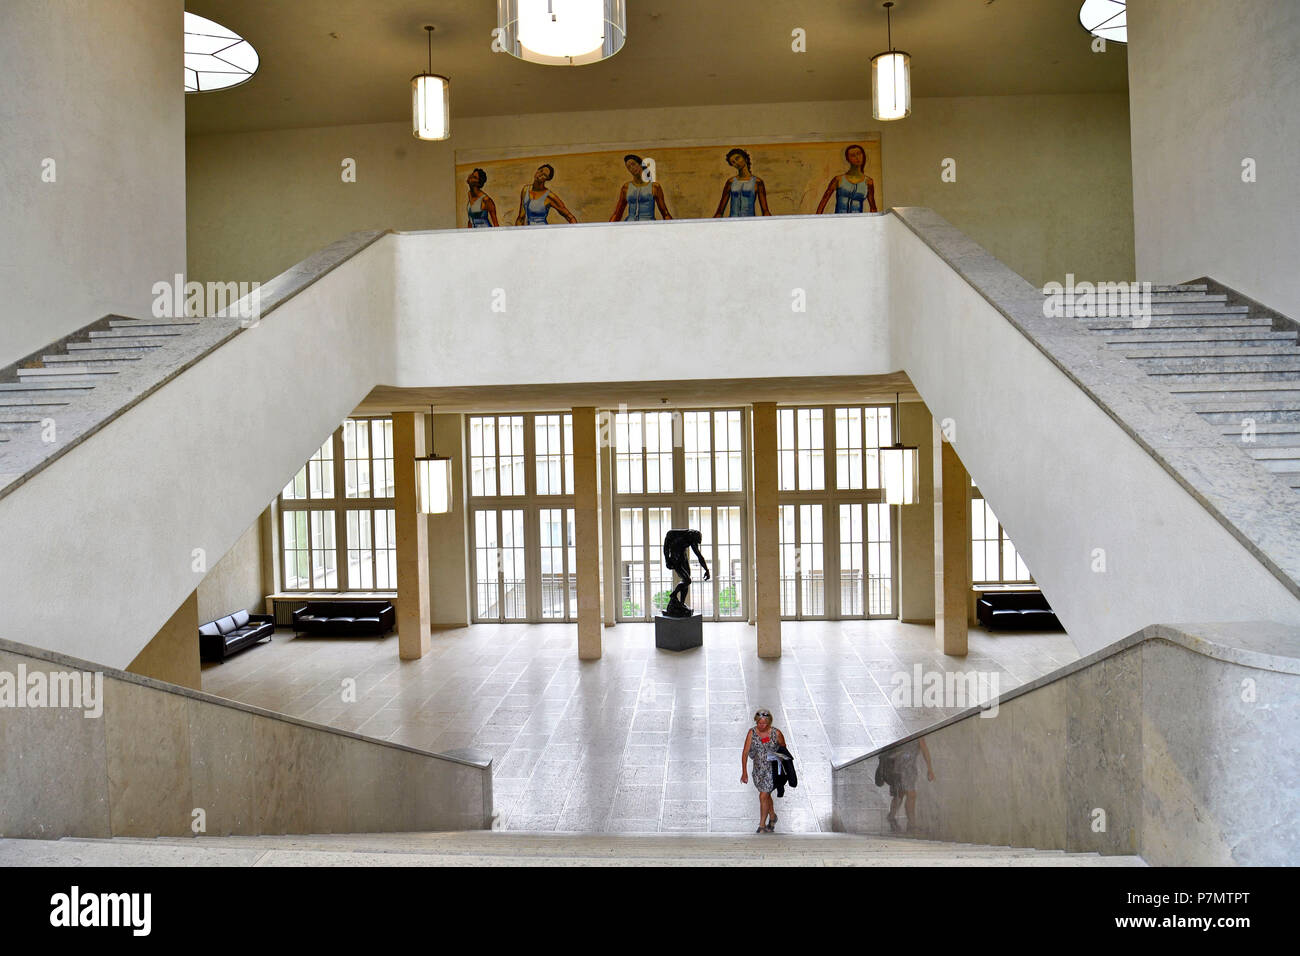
[2,211,1298,862]
[1070,283,1300,489]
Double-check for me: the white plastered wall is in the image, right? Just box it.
[0,0,187,367]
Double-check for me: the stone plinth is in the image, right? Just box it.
[654,614,703,651]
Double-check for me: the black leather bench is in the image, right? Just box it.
[976,591,1062,630]
[199,609,275,662]
[292,600,395,636]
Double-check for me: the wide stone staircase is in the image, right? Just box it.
[0,832,1146,867]
[1069,282,1300,489]
[0,315,205,453]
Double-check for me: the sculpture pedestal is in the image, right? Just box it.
[654,613,703,651]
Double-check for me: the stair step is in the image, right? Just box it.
[1143,292,1228,302]
[1115,345,1300,359]
[1150,284,1208,292]
[0,383,95,395]
[40,355,140,368]
[42,350,147,363]
[1073,310,1252,323]
[65,340,164,353]
[1098,303,1249,315]
[1123,346,1300,360]
[88,328,186,340]
[0,400,70,413]
[1083,317,1271,331]
[107,318,202,330]
[1269,471,1300,489]
[1245,446,1300,463]
[1221,431,1300,447]
[1152,370,1300,384]
[1194,405,1300,424]
[73,336,181,350]
[1097,330,1296,345]
[15,369,118,384]
[0,421,40,434]
[1177,392,1300,407]
[1173,380,1300,393]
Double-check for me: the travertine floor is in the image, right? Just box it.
[0,832,1144,867]
[201,620,1077,834]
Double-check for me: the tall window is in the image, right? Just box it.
[777,405,896,619]
[279,418,396,592]
[971,487,1032,585]
[467,413,577,622]
[613,408,748,622]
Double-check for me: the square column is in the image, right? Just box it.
[934,423,970,657]
[751,402,781,658]
[899,401,936,622]
[573,407,602,659]
[394,412,432,660]
[599,411,618,627]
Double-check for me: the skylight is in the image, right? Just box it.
[184,12,259,93]
[1079,0,1126,44]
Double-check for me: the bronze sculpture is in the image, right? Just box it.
[662,528,710,618]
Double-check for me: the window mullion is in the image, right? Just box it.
[332,428,347,592]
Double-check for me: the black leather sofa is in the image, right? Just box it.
[976,591,1062,630]
[199,609,275,662]
[292,600,395,636]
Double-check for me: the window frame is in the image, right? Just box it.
[277,417,397,593]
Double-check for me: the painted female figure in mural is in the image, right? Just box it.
[712,148,771,218]
[514,164,578,225]
[465,168,500,228]
[609,154,673,221]
[816,144,878,214]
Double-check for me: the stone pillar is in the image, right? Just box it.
[934,423,970,657]
[573,407,602,659]
[394,412,431,660]
[751,402,781,658]
[599,411,617,627]
[899,400,936,623]
[428,413,470,627]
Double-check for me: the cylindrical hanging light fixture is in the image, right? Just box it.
[416,407,454,514]
[880,393,919,506]
[871,2,911,121]
[497,0,627,66]
[412,26,450,141]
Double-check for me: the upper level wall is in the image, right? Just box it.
[391,214,890,388]
[0,0,187,369]
[1128,0,1300,318]
[186,94,1133,294]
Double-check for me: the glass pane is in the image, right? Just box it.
[647,507,674,612]
[687,506,714,617]
[779,504,797,616]
[867,502,892,616]
[800,503,824,616]
[839,503,864,616]
[502,509,526,618]
[716,505,744,617]
[620,508,645,620]
[475,509,500,618]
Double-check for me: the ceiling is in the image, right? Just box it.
[355,374,919,415]
[185,0,1128,135]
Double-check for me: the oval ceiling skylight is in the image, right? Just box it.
[184,12,259,92]
[1079,0,1126,43]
